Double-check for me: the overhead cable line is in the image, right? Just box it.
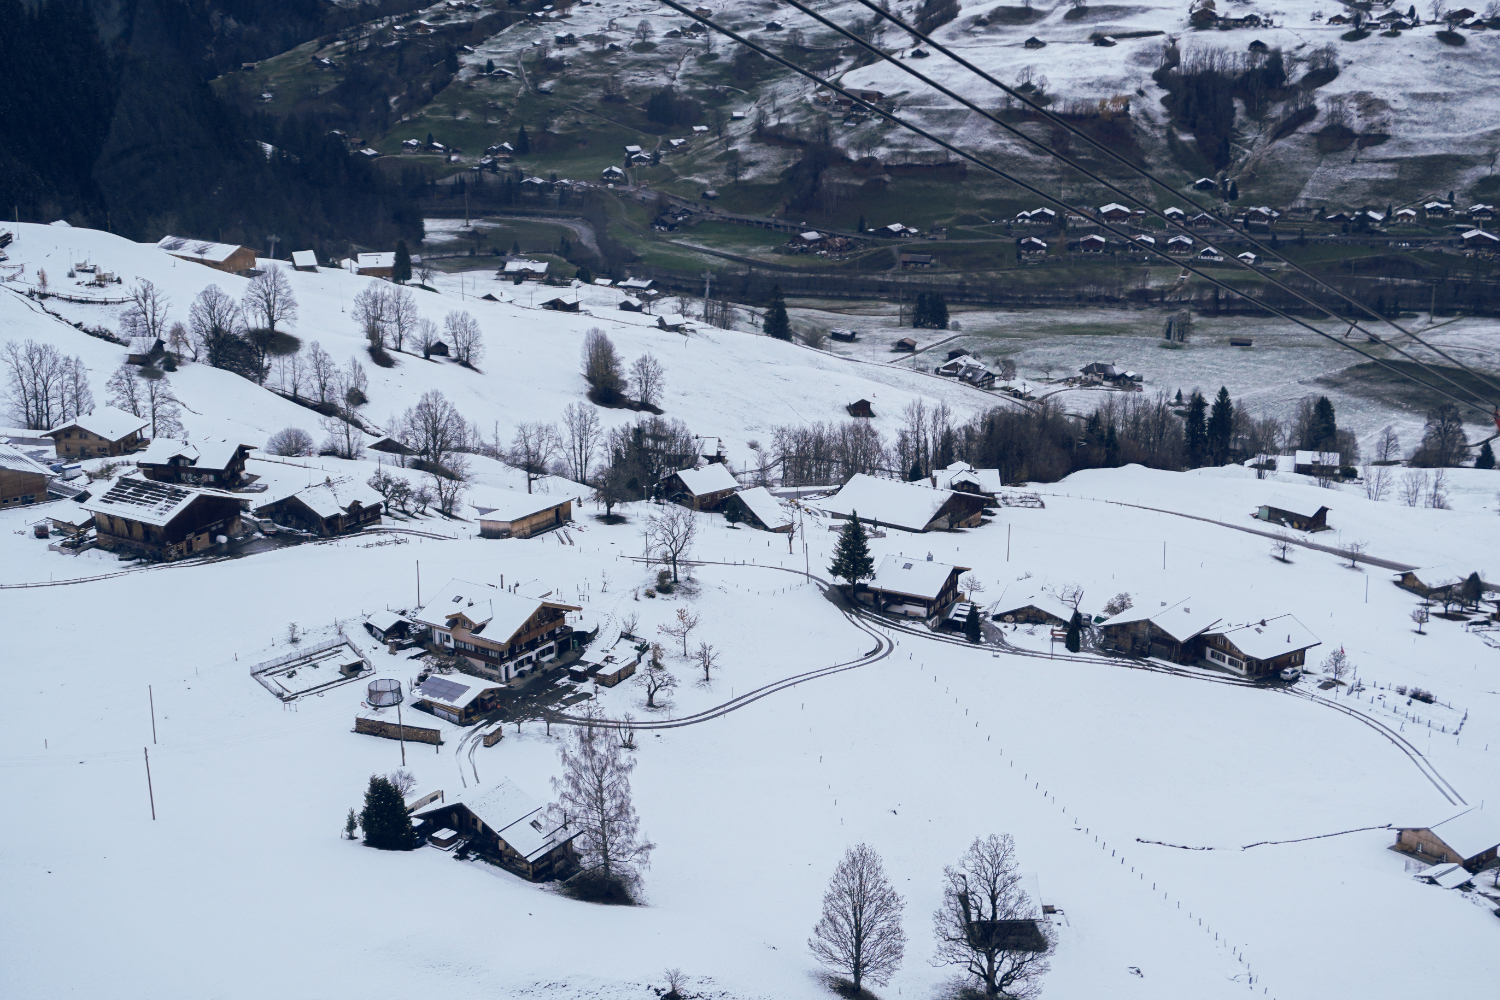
[657,0,1486,411]
[835,0,1500,408]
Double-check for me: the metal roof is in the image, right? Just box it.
[0,441,52,477]
[44,405,148,442]
[79,476,236,527]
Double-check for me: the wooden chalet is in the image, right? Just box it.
[661,463,740,511]
[846,398,874,418]
[619,296,645,312]
[657,314,690,332]
[1394,808,1500,871]
[1018,237,1048,255]
[413,778,578,880]
[363,609,420,644]
[723,485,793,532]
[861,553,970,619]
[1462,229,1499,250]
[816,473,986,533]
[1098,599,1222,664]
[893,337,917,351]
[0,442,52,509]
[470,488,572,539]
[931,462,1004,497]
[993,590,1075,628]
[291,250,318,272]
[1200,614,1319,678]
[135,438,255,489]
[414,577,580,682]
[412,673,504,725]
[1255,493,1330,531]
[830,329,860,342]
[541,297,581,312]
[1293,450,1341,476]
[1097,202,1133,223]
[254,476,382,536]
[1392,566,1495,603]
[80,476,244,561]
[43,406,148,459]
[156,235,257,273]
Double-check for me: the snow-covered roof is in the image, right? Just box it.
[733,486,792,529]
[800,230,824,241]
[658,313,689,328]
[932,463,1003,494]
[1292,450,1340,467]
[868,553,967,601]
[1098,202,1131,214]
[156,235,246,264]
[670,463,739,496]
[470,486,570,522]
[1403,808,1500,860]
[1462,229,1499,241]
[815,474,959,532]
[1211,614,1320,660]
[276,476,382,518]
[416,777,574,862]
[290,250,317,268]
[1167,235,1194,245]
[415,674,503,711]
[1099,597,1221,644]
[1262,493,1328,518]
[134,438,196,465]
[355,252,395,269]
[80,476,236,527]
[413,577,577,641]
[365,609,406,634]
[1424,863,1477,889]
[45,405,148,442]
[994,589,1076,623]
[503,259,549,274]
[0,441,52,477]
[619,277,654,290]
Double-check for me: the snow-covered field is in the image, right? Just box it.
[2,224,1499,1000]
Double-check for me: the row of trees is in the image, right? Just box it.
[810,835,1051,997]
[582,328,666,408]
[0,339,92,430]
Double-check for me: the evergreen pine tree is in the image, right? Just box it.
[512,238,521,255]
[485,58,495,73]
[1104,422,1120,466]
[1207,386,1234,465]
[908,459,924,482]
[393,240,412,284]
[517,125,531,154]
[575,265,593,284]
[344,807,359,840]
[857,214,866,232]
[1174,388,1184,406]
[1227,180,1239,201]
[1184,390,1208,467]
[1065,610,1082,652]
[360,775,414,851]
[828,513,874,593]
[426,131,434,146]
[764,284,791,340]
[1475,441,1496,470]
[964,603,982,643]
[1309,396,1338,452]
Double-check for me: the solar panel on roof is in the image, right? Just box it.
[420,677,471,703]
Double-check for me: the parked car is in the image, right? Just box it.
[1279,666,1301,682]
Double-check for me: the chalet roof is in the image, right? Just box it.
[1167,235,1194,245]
[619,277,654,290]
[290,250,317,268]
[416,777,575,862]
[1098,202,1131,214]
[1211,614,1320,660]
[1462,229,1499,242]
[0,441,52,477]
[734,485,793,530]
[800,230,824,241]
[1400,808,1500,860]
[365,609,407,634]
[470,486,570,522]
[932,463,1003,494]
[658,313,689,328]
[80,476,235,528]
[869,553,967,601]
[994,590,1076,623]
[355,252,395,269]
[671,463,739,496]
[503,259,549,274]
[416,673,504,711]
[412,577,580,641]
[45,405,148,442]
[276,476,383,518]
[816,474,961,532]
[1100,597,1221,644]
[156,235,247,264]
[135,438,195,465]
[1293,450,1340,467]
[1262,493,1329,519]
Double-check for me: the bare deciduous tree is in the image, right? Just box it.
[402,389,462,468]
[1361,465,1391,502]
[809,843,906,995]
[353,284,390,348]
[693,641,718,683]
[415,317,442,358]
[322,413,365,459]
[2,339,75,429]
[387,287,419,353]
[386,768,418,797]
[1345,540,1366,568]
[1375,425,1401,464]
[647,505,698,583]
[128,279,172,343]
[1427,468,1449,509]
[583,327,626,403]
[305,341,337,404]
[445,310,484,366]
[630,353,666,408]
[657,606,701,657]
[562,402,603,483]
[636,657,677,708]
[429,454,469,515]
[549,711,654,897]
[932,833,1052,1000]
[1322,646,1351,681]
[1398,469,1428,507]
[1411,607,1429,634]
[1270,532,1295,562]
[510,421,561,493]
[267,426,315,456]
[242,265,298,334]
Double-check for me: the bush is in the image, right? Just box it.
[266,426,315,456]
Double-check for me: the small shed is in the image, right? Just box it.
[723,486,794,532]
[1255,493,1329,532]
[1292,450,1340,476]
[661,463,740,511]
[993,591,1076,628]
[893,337,917,352]
[364,609,418,644]
[657,314,689,332]
[470,489,572,539]
[619,297,645,312]
[541,297,580,312]
[846,398,874,418]
[0,441,53,509]
[830,329,859,342]
[1024,36,1046,48]
[413,674,504,725]
[291,250,318,272]
[1394,808,1500,871]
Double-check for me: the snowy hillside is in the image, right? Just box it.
[0,222,997,460]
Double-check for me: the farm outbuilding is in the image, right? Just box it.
[413,778,578,880]
[1255,494,1330,532]
[846,398,874,418]
[1098,599,1221,664]
[413,674,504,725]
[81,476,244,561]
[156,235,257,273]
[470,488,572,539]
[661,463,740,511]
[0,442,52,509]
[815,474,986,533]
[722,486,793,532]
[993,592,1076,628]
[135,438,255,489]
[1395,808,1500,871]
[255,476,382,536]
[861,553,970,620]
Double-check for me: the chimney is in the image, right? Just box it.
[926,552,933,561]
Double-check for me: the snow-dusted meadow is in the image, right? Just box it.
[1,224,1498,999]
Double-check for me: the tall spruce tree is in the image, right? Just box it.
[360,775,415,851]
[1065,610,1083,653]
[1184,391,1208,467]
[1476,441,1496,470]
[964,603,982,643]
[517,125,531,154]
[764,285,791,340]
[393,241,413,284]
[1206,386,1234,465]
[828,512,874,593]
[1308,396,1338,452]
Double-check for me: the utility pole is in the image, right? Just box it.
[143,748,156,820]
[149,685,157,744]
[266,234,280,260]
